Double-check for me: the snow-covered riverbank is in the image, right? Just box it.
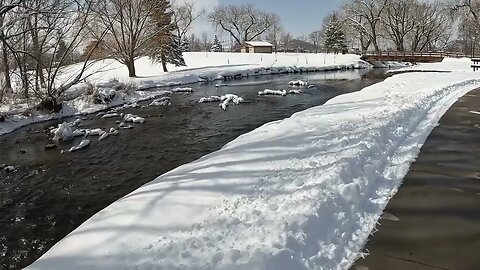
[0,52,366,136]
[26,69,480,269]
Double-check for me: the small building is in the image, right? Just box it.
[241,41,274,54]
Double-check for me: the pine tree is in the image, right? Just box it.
[181,37,189,52]
[148,0,186,72]
[323,14,348,54]
[210,35,223,52]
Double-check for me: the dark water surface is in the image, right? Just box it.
[0,69,386,269]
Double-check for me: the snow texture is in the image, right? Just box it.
[26,72,480,270]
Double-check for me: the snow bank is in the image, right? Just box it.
[27,72,480,270]
[390,57,473,73]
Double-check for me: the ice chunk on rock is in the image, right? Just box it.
[53,122,73,141]
[69,139,90,152]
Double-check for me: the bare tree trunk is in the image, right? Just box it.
[126,59,136,77]
[161,54,168,72]
[1,39,11,93]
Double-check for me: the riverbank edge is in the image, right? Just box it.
[0,61,368,137]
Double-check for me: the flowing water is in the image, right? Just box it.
[0,69,387,269]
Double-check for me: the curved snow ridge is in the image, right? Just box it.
[27,73,480,270]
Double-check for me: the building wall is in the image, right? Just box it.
[241,45,273,54]
[253,46,273,54]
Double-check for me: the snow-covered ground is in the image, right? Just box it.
[389,57,473,73]
[0,52,366,136]
[26,70,480,270]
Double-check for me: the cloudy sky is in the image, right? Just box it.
[189,0,345,38]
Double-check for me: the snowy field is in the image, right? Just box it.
[0,52,366,136]
[26,68,480,269]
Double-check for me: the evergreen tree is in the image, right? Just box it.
[323,14,348,54]
[210,35,223,52]
[181,37,190,52]
[148,0,186,72]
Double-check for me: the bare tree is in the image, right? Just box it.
[91,0,158,77]
[201,32,210,51]
[309,31,322,53]
[264,14,283,53]
[453,0,480,29]
[408,2,452,52]
[343,0,388,51]
[171,0,204,42]
[381,0,417,51]
[280,32,293,52]
[209,4,276,46]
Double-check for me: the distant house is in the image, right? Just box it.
[241,41,274,54]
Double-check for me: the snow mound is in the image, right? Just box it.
[258,89,287,96]
[52,122,73,141]
[69,139,90,152]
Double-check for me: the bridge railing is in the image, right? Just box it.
[362,51,467,58]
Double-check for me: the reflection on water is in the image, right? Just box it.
[0,69,386,269]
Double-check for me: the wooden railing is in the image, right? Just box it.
[362,51,467,59]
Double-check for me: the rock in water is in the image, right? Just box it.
[45,144,58,150]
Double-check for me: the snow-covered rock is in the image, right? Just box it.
[172,87,193,93]
[109,128,119,136]
[72,129,85,137]
[86,128,104,136]
[52,122,73,141]
[69,139,90,152]
[288,80,308,86]
[289,89,303,94]
[199,96,222,103]
[258,89,287,96]
[101,113,119,119]
[149,97,171,107]
[98,131,109,141]
[123,114,145,124]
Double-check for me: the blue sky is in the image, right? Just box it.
[192,0,344,37]
[221,0,344,36]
